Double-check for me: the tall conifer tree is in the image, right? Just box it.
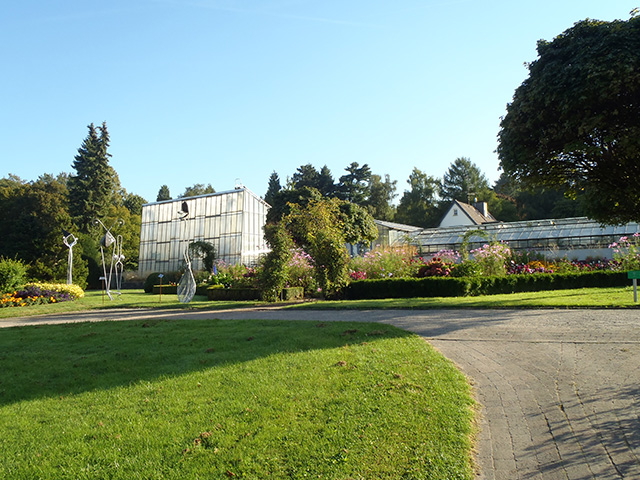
[68,122,115,233]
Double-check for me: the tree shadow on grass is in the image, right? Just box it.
[0,318,412,406]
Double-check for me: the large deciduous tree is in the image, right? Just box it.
[497,16,640,224]
[395,168,442,227]
[365,174,397,221]
[283,197,376,298]
[0,174,89,287]
[68,122,116,233]
[179,183,215,198]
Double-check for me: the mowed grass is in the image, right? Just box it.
[0,290,261,320]
[288,286,640,310]
[0,319,475,479]
[2,284,639,322]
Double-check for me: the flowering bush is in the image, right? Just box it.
[469,242,512,276]
[206,261,259,288]
[507,260,554,275]
[25,282,84,299]
[286,249,317,294]
[349,245,418,279]
[416,258,453,277]
[609,234,640,271]
[349,270,367,281]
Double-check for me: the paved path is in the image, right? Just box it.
[3,307,640,479]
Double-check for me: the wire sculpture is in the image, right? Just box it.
[94,218,125,300]
[177,201,196,303]
[62,229,78,285]
[113,234,125,294]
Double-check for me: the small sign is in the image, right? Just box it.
[628,271,640,279]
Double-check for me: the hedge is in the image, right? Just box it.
[343,271,628,300]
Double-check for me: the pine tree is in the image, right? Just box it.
[68,122,115,233]
[337,162,371,205]
[441,157,489,203]
[156,185,172,201]
[264,171,281,206]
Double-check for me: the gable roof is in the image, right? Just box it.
[439,199,496,227]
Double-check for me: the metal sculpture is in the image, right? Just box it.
[113,234,125,295]
[94,218,125,300]
[62,229,78,285]
[177,201,196,303]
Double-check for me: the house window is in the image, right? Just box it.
[453,209,458,216]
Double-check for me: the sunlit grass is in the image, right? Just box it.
[0,289,262,319]
[288,286,640,310]
[0,319,475,479]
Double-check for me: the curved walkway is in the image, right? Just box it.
[4,307,640,479]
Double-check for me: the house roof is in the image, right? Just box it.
[441,199,496,227]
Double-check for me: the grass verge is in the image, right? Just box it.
[288,286,640,310]
[0,319,474,479]
[3,285,637,323]
[0,290,262,320]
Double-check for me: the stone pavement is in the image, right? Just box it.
[3,307,640,479]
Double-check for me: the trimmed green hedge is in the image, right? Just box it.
[343,271,629,299]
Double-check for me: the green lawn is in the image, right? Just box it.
[0,319,475,479]
[288,286,640,310]
[2,285,638,322]
[0,290,261,320]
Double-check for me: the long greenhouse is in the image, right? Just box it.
[410,217,640,260]
[138,187,270,275]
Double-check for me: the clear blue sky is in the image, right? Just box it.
[1,1,635,203]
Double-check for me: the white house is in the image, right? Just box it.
[439,200,496,228]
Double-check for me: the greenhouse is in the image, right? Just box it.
[138,187,270,275]
[410,217,640,260]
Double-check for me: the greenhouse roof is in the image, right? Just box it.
[411,217,640,245]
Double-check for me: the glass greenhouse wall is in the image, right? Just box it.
[138,187,270,275]
[411,217,640,260]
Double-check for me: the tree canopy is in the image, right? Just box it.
[156,185,171,202]
[441,157,490,203]
[179,184,215,198]
[337,162,371,204]
[497,16,640,224]
[395,168,442,227]
[263,172,281,206]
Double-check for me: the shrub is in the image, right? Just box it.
[206,261,259,289]
[0,257,28,293]
[286,249,317,294]
[450,260,483,278]
[470,242,511,276]
[349,245,418,280]
[416,258,453,277]
[610,234,640,271]
[143,272,179,294]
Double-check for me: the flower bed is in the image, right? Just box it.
[1,283,83,308]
